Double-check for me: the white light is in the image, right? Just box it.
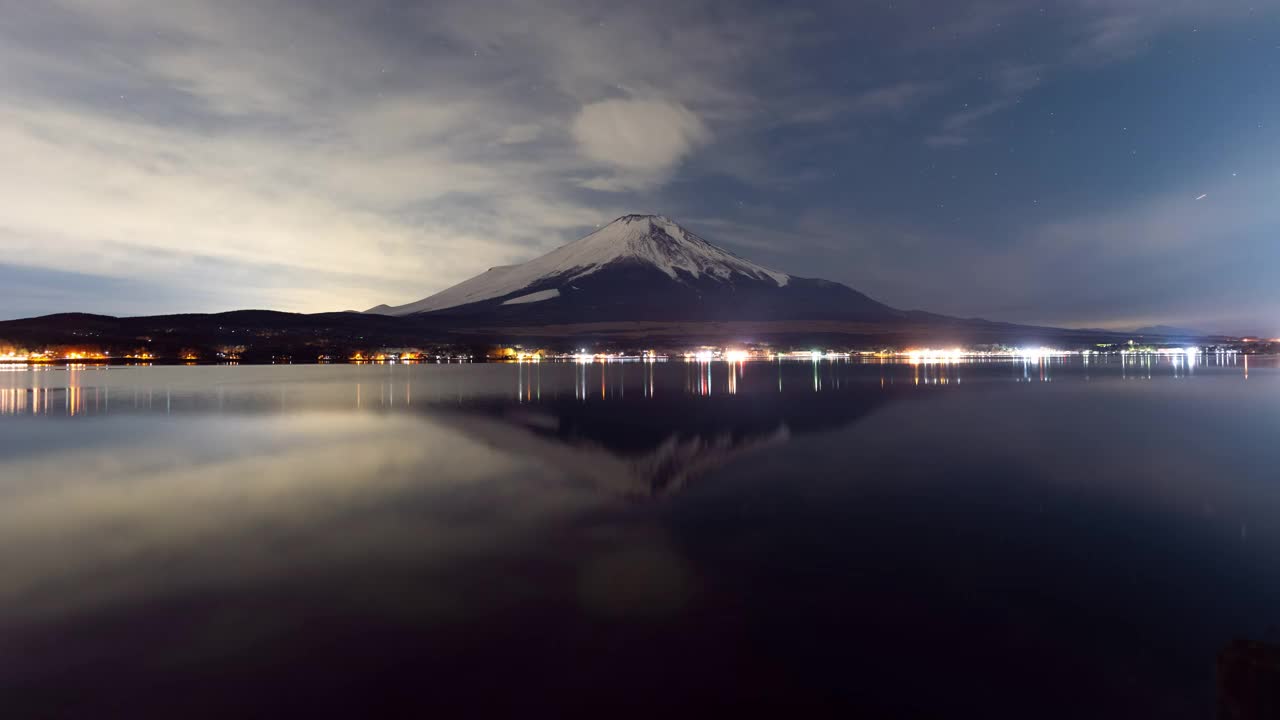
[1016,346,1058,360]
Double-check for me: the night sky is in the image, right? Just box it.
[2,1,1277,334]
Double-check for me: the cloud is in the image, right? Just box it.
[913,0,1250,146]
[1066,0,1259,64]
[695,146,1280,334]
[0,2,705,313]
[571,99,710,191]
[849,82,942,114]
[905,167,1278,332]
[925,64,1041,147]
[499,124,544,145]
[0,1,809,314]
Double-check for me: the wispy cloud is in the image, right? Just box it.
[0,0,799,313]
[1066,0,1260,64]
[915,0,1259,146]
[849,82,943,114]
[925,62,1043,147]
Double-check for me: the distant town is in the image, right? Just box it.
[1,338,1273,366]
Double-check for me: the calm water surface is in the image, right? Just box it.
[1,356,1277,717]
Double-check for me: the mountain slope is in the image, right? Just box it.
[369,214,900,323]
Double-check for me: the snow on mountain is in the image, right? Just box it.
[501,289,560,305]
[370,214,790,316]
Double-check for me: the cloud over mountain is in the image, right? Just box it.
[573,99,710,191]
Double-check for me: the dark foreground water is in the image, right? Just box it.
[1,355,1277,718]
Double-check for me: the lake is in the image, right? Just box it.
[1,355,1277,717]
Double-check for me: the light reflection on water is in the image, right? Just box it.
[0,353,1258,417]
[0,356,1278,717]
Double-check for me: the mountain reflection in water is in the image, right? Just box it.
[441,390,896,497]
[0,356,1277,718]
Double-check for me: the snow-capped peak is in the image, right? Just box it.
[371,214,791,315]
[549,214,788,286]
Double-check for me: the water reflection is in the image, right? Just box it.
[437,390,891,497]
[1,356,1278,716]
[0,354,1263,418]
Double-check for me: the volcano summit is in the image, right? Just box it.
[367,215,901,324]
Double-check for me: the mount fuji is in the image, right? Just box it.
[367,214,904,324]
